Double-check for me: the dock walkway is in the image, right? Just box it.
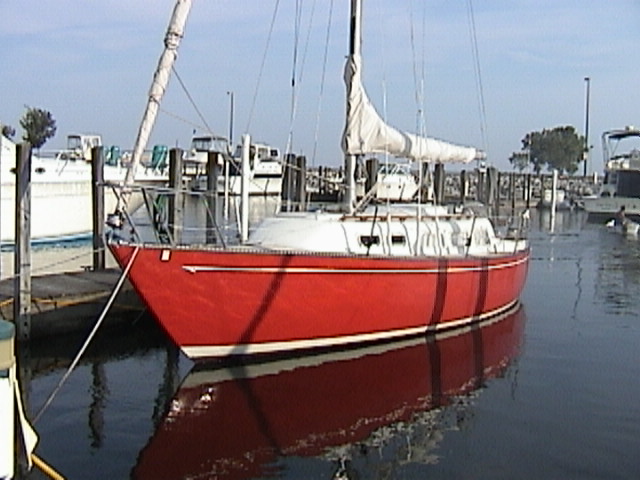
[0,268,143,339]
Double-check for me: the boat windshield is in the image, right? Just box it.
[616,170,640,197]
[378,163,412,175]
[191,136,229,154]
[67,136,82,150]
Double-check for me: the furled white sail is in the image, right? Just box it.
[125,0,192,185]
[341,0,481,164]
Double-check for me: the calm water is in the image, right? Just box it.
[17,207,640,479]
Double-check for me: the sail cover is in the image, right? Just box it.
[341,54,481,164]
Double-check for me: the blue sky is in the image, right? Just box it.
[1,0,638,171]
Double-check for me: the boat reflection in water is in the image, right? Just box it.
[133,304,525,479]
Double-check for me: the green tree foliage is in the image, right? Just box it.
[1,124,16,139]
[19,106,57,150]
[509,151,529,172]
[520,126,585,174]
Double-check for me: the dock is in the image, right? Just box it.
[0,268,144,339]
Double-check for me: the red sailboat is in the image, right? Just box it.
[132,305,526,480]
[108,0,529,360]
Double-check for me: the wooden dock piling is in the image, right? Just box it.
[434,163,445,205]
[206,151,219,244]
[14,143,32,341]
[91,146,105,270]
[295,156,307,211]
[281,153,296,212]
[168,148,184,244]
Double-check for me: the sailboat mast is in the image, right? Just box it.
[343,0,362,212]
[124,0,192,185]
[349,0,362,58]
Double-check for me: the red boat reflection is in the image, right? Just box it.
[133,304,525,479]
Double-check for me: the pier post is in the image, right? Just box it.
[420,163,430,203]
[549,170,558,232]
[13,143,31,341]
[91,146,105,270]
[281,153,296,212]
[318,166,325,197]
[476,168,485,203]
[206,151,219,244]
[168,148,184,244]
[486,167,498,208]
[240,135,250,243]
[494,169,501,217]
[295,156,307,212]
[460,170,467,204]
[223,154,230,221]
[365,157,378,196]
[343,155,357,213]
[510,171,516,215]
[434,163,445,205]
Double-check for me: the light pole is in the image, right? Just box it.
[227,91,234,146]
[583,77,590,177]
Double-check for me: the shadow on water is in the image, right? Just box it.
[131,305,525,480]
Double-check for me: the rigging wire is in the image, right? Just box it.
[157,106,208,133]
[171,65,213,134]
[408,0,424,141]
[310,0,334,166]
[288,0,302,137]
[246,0,281,133]
[407,0,427,248]
[466,0,489,156]
[372,0,391,178]
[285,0,317,155]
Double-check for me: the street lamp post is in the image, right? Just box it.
[583,77,590,177]
[227,91,234,146]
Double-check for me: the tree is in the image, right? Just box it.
[509,151,529,172]
[19,106,57,150]
[1,124,15,139]
[520,126,585,174]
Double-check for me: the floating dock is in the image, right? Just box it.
[0,269,144,339]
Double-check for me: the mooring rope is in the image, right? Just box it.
[33,245,141,424]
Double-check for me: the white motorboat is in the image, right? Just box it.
[185,135,283,195]
[0,133,167,245]
[582,126,640,222]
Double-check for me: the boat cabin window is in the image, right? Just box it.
[191,136,229,154]
[603,171,616,185]
[67,136,82,150]
[616,171,640,198]
[191,138,212,151]
[256,147,268,160]
[359,235,380,247]
[391,235,406,245]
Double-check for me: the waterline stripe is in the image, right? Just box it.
[182,255,528,275]
[182,300,520,359]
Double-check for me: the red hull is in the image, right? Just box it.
[110,242,529,358]
[133,305,525,479]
